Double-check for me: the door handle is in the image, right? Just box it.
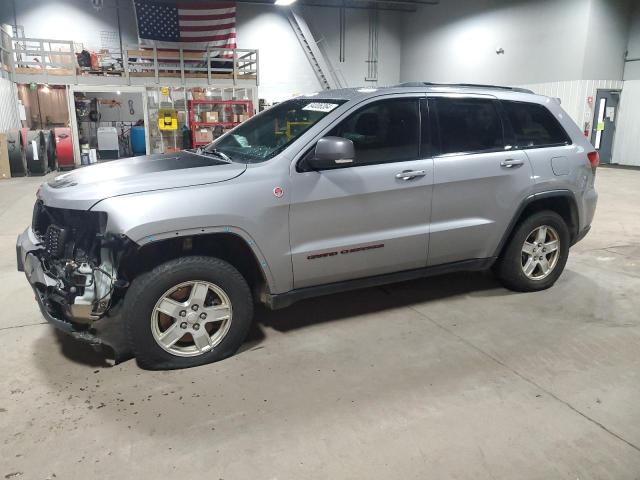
[395,169,427,181]
[500,159,524,168]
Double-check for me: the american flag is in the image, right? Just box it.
[133,1,237,50]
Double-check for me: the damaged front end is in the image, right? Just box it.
[17,200,131,359]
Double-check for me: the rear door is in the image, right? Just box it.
[289,95,433,288]
[428,94,533,266]
[590,89,620,164]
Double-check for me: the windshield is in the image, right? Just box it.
[206,98,346,163]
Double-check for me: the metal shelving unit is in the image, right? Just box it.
[188,99,254,147]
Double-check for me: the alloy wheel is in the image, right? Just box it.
[521,225,561,281]
[151,280,233,357]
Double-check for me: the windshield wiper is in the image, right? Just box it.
[195,147,232,163]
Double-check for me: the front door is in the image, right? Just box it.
[289,96,433,289]
[427,95,533,266]
[591,89,621,164]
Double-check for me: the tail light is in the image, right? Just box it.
[587,151,599,173]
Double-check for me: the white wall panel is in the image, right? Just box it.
[0,76,20,132]
[612,80,640,166]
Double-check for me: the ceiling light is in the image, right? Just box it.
[275,0,297,5]
[116,90,121,95]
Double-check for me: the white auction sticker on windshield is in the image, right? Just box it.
[302,102,339,113]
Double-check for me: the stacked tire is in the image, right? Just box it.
[6,129,27,177]
[26,130,48,176]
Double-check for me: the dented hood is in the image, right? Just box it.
[38,151,247,210]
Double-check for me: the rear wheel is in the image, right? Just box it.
[495,210,570,292]
[124,256,253,370]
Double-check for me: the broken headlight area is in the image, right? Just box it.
[31,201,126,323]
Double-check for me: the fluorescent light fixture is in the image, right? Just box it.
[275,0,296,5]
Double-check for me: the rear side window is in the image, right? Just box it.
[432,97,505,155]
[328,98,419,165]
[502,101,571,148]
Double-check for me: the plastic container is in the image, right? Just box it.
[131,126,146,155]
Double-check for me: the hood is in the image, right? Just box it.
[39,151,247,210]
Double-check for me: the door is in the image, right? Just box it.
[289,96,433,289]
[590,89,620,164]
[428,95,534,266]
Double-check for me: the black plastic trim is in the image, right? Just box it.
[572,225,591,246]
[266,258,495,310]
[493,189,579,258]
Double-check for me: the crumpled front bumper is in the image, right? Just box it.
[16,227,131,361]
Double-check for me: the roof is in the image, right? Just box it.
[298,83,539,103]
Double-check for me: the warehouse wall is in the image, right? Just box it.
[234,5,319,102]
[0,77,21,132]
[517,80,624,133]
[0,0,401,102]
[0,78,22,132]
[581,0,630,80]
[624,2,640,80]
[612,80,640,166]
[301,6,402,88]
[400,0,632,85]
[0,0,137,52]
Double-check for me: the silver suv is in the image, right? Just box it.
[17,83,599,369]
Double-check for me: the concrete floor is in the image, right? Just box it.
[1,168,639,479]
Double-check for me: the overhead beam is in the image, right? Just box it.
[232,0,439,12]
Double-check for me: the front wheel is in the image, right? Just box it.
[124,256,253,370]
[495,210,570,292]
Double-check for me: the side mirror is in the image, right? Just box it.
[307,136,356,170]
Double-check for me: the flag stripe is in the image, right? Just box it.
[179,19,235,28]
[177,2,236,9]
[179,33,236,42]
[178,12,235,21]
[178,8,236,16]
[180,27,235,36]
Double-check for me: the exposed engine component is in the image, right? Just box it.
[31,201,121,323]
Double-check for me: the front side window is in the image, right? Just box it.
[210,99,345,163]
[432,97,505,155]
[502,101,571,148]
[327,98,419,165]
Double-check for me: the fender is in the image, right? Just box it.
[493,189,579,258]
[131,226,277,294]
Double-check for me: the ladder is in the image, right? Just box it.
[287,10,341,90]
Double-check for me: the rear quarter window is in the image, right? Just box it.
[502,101,571,148]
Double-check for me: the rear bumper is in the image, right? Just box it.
[16,227,131,361]
[572,225,591,246]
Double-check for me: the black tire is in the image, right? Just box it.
[494,210,570,292]
[124,256,253,370]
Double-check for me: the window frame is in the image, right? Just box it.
[296,95,425,172]
[429,95,509,157]
[499,100,573,150]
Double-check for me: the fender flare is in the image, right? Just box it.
[493,189,579,258]
[132,225,277,293]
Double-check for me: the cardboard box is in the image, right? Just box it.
[0,133,10,179]
[192,91,205,100]
[201,111,219,123]
[195,128,213,144]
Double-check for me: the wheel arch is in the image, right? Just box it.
[494,190,579,258]
[118,229,275,303]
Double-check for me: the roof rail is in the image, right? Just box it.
[396,82,534,94]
